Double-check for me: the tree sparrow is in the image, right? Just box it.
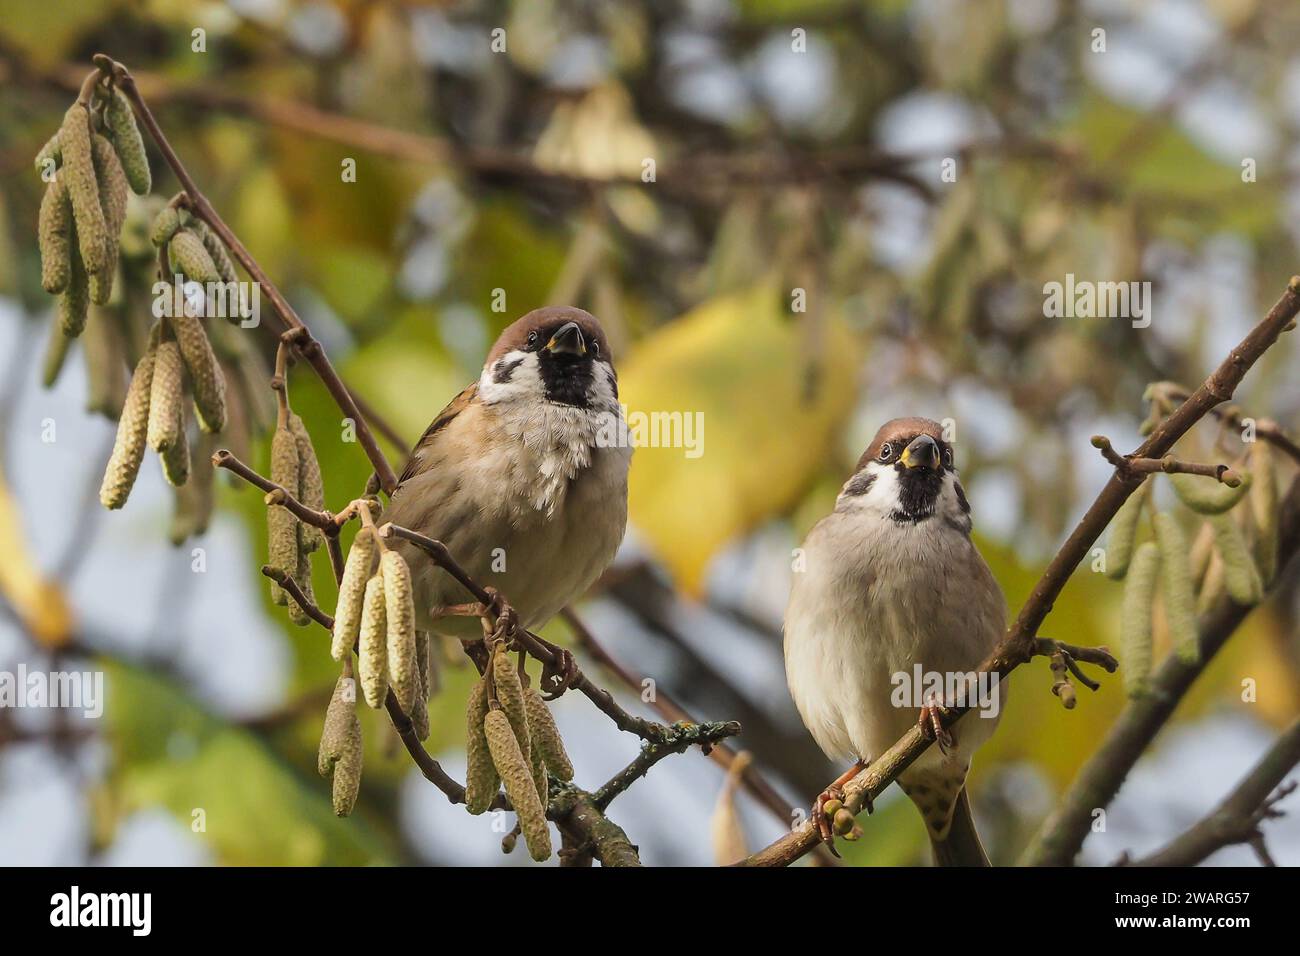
[383,307,630,638]
[783,418,1006,865]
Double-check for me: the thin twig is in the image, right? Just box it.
[1121,718,1300,867]
[593,720,742,811]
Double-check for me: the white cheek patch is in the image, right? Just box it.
[479,350,543,404]
[836,464,899,517]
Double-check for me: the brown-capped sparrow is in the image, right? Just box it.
[383,307,630,639]
[783,417,1006,865]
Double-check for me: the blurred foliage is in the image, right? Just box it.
[2,0,1300,866]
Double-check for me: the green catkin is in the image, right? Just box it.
[287,549,315,627]
[34,131,61,178]
[464,678,499,814]
[82,306,126,419]
[1197,553,1226,616]
[58,233,90,338]
[318,675,357,776]
[381,551,418,714]
[524,686,574,781]
[484,709,551,861]
[529,734,549,814]
[38,179,73,294]
[104,88,151,195]
[288,413,325,553]
[167,228,220,283]
[146,339,184,451]
[1120,542,1159,699]
[59,104,108,275]
[1208,513,1263,607]
[169,434,216,545]
[1250,442,1279,585]
[1189,521,1215,592]
[1104,482,1147,580]
[150,206,183,247]
[331,527,377,660]
[267,423,300,606]
[1154,512,1200,665]
[88,134,127,305]
[192,219,238,283]
[332,731,363,817]
[410,631,431,740]
[318,676,362,817]
[99,331,157,509]
[492,645,531,763]
[159,407,190,486]
[41,324,73,389]
[168,311,226,433]
[1169,470,1251,515]
[358,571,388,709]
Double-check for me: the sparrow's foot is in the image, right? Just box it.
[813,786,845,852]
[530,634,579,700]
[812,759,870,851]
[918,697,955,755]
[481,587,519,636]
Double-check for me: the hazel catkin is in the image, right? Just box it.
[492,644,531,762]
[146,339,185,452]
[381,551,418,714]
[1154,512,1199,665]
[59,104,108,276]
[99,333,157,509]
[464,678,499,815]
[484,708,551,862]
[524,686,574,782]
[1120,541,1159,699]
[168,311,226,434]
[38,179,73,294]
[289,413,325,553]
[1169,471,1251,515]
[358,570,389,709]
[1104,482,1147,580]
[267,423,301,606]
[331,527,377,660]
[1208,512,1263,607]
[104,88,151,195]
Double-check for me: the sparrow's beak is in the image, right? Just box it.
[900,434,941,471]
[545,321,586,356]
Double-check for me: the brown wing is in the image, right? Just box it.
[395,382,478,487]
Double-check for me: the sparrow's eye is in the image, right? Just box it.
[943,447,953,468]
[878,442,893,462]
[527,330,539,348]
[591,340,600,356]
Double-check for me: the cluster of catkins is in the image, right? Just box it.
[318,524,433,816]
[36,86,149,331]
[1106,440,1278,699]
[95,202,236,514]
[465,644,574,862]
[266,408,325,626]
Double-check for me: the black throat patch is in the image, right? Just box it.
[890,465,944,523]
[538,352,595,407]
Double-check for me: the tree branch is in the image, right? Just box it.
[1120,717,1300,867]
[1022,474,1300,865]
[742,277,1300,867]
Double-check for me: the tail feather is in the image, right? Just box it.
[929,788,989,867]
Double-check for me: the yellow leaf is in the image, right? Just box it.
[0,463,74,647]
[620,286,859,593]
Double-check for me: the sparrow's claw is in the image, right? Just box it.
[812,786,845,854]
[532,636,579,700]
[918,698,955,755]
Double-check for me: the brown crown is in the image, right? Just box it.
[486,306,612,366]
[856,417,948,470]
